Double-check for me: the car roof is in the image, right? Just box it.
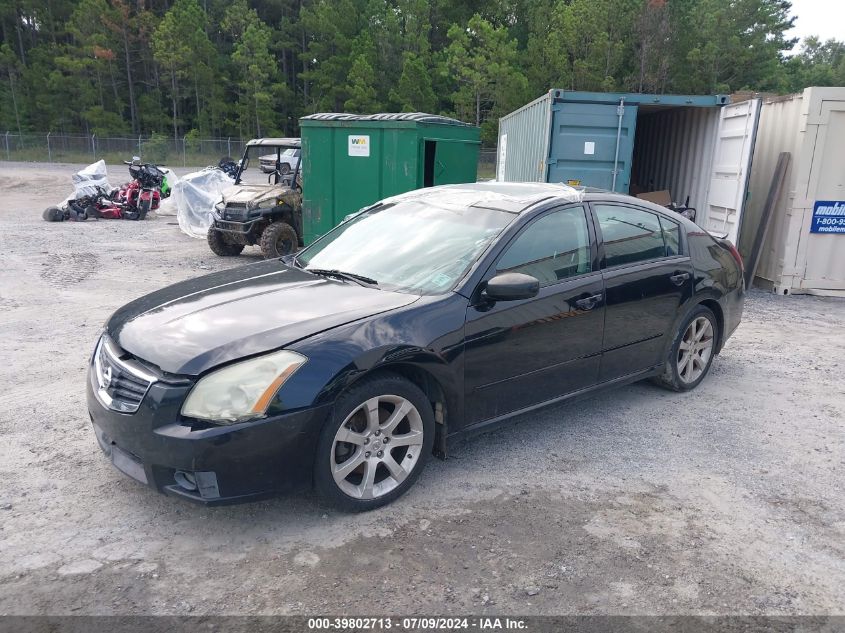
[246,138,301,148]
[386,181,697,228]
[379,181,584,213]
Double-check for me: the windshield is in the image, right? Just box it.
[238,145,298,184]
[296,199,513,295]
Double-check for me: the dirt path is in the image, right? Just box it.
[0,162,843,615]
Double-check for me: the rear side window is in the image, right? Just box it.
[497,206,592,286]
[595,204,671,267]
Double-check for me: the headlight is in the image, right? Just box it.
[181,350,306,423]
[254,198,278,210]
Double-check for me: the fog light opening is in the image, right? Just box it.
[174,470,198,491]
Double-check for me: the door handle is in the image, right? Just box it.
[669,271,691,286]
[575,293,603,310]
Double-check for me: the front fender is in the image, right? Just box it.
[269,294,468,429]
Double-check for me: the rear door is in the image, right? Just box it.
[591,203,694,382]
[703,99,761,243]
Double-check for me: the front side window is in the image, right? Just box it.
[595,205,669,268]
[496,206,592,286]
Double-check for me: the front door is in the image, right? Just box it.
[592,203,694,382]
[464,204,605,424]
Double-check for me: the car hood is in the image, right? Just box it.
[222,184,290,205]
[107,261,420,375]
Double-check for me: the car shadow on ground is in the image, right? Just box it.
[130,376,685,531]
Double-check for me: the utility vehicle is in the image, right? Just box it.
[207,138,302,258]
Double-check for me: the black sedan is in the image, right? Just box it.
[88,182,744,510]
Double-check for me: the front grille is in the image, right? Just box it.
[223,205,248,220]
[93,336,156,413]
[215,220,254,233]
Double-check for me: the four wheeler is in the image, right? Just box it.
[206,138,303,259]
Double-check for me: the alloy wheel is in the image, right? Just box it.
[331,395,424,500]
[677,316,714,384]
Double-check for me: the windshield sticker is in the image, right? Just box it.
[431,273,452,288]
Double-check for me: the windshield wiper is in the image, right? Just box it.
[306,268,379,287]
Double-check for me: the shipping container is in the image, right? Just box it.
[497,90,762,245]
[740,87,845,296]
[300,113,480,244]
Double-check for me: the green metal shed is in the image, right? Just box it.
[299,112,480,244]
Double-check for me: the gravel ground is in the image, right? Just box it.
[0,162,843,616]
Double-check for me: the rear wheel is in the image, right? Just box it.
[259,221,297,258]
[314,373,435,512]
[207,228,245,256]
[654,305,718,391]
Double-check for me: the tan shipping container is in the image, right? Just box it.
[741,87,845,297]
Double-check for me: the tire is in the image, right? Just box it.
[42,206,65,222]
[314,372,435,512]
[207,228,245,256]
[138,197,151,220]
[259,221,297,258]
[280,163,291,175]
[653,305,719,392]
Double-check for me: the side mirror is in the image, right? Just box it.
[483,272,540,302]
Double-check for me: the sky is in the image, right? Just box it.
[787,0,845,51]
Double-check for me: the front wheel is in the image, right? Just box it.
[207,228,245,256]
[654,305,718,391]
[138,197,151,220]
[42,206,66,222]
[259,221,297,258]
[314,373,435,512]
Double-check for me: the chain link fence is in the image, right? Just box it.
[477,149,496,180]
[0,133,248,168]
[2,132,499,179]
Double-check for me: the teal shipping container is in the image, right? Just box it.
[300,113,480,244]
[497,90,767,245]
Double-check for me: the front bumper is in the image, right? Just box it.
[86,365,331,505]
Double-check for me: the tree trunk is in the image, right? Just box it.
[194,73,201,132]
[122,27,138,134]
[300,4,308,107]
[638,42,646,93]
[108,59,120,105]
[254,83,262,137]
[95,65,105,108]
[15,9,27,66]
[475,90,481,126]
[7,70,23,137]
[171,70,179,141]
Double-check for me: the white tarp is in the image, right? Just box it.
[154,168,181,216]
[71,160,112,199]
[163,168,234,239]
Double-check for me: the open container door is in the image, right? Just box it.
[702,99,761,243]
